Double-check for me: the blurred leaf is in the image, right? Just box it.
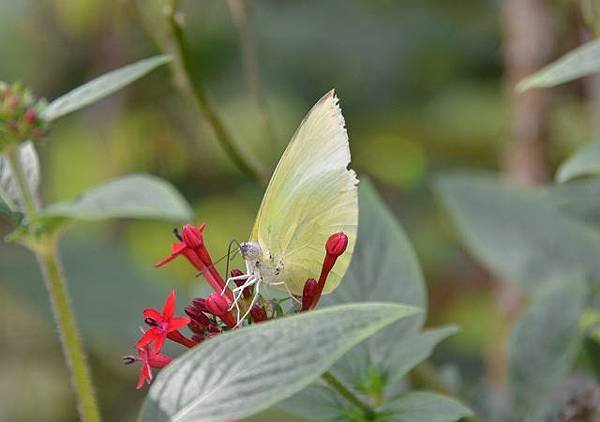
[508,276,586,420]
[556,141,600,183]
[0,141,40,211]
[41,55,171,121]
[381,391,473,422]
[547,178,600,229]
[518,39,600,91]
[139,303,420,422]
[435,173,600,291]
[42,174,192,222]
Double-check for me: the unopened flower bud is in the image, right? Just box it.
[23,108,36,124]
[205,292,229,317]
[250,304,267,322]
[182,224,204,249]
[326,232,348,257]
[301,278,318,311]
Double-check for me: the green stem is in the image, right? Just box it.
[6,148,101,422]
[165,2,267,186]
[321,371,375,419]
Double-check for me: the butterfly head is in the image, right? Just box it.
[239,242,262,261]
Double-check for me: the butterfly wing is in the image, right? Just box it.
[250,90,358,295]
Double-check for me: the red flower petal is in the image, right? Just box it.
[143,308,162,322]
[153,333,167,354]
[168,316,191,331]
[134,329,158,350]
[162,290,176,320]
[154,242,187,268]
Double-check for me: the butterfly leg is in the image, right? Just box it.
[221,273,249,296]
[229,275,257,321]
[236,279,261,327]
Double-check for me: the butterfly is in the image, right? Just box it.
[226,90,359,322]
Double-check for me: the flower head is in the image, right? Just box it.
[123,344,172,390]
[135,290,190,353]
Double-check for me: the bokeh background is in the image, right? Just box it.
[0,0,592,420]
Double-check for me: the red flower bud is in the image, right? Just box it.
[231,268,252,298]
[326,232,348,257]
[182,224,204,249]
[250,304,267,323]
[23,108,36,124]
[301,278,318,311]
[205,293,229,317]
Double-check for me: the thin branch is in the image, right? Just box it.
[164,1,267,186]
[321,370,376,419]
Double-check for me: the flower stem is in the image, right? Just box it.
[6,147,101,422]
[321,370,375,419]
[165,1,267,186]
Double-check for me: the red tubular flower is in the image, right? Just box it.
[123,345,172,390]
[205,292,237,328]
[135,290,191,353]
[301,278,318,311]
[308,232,349,310]
[155,224,233,301]
[167,330,197,348]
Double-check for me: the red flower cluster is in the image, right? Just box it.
[124,223,348,389]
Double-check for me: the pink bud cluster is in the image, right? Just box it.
[0,82,48,149]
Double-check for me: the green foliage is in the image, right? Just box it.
[508,276,586,420]
[518,39,600,91]
[283,180,461,420]
[435,173,600,292]
[41,55,171,122]
[0,141,39,212]
[380,392,473,422]
[556,141,600,182]
[139,303,419,422]
[42,174,192,223]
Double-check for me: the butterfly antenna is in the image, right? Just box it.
[194,253,229,278]
[225,239,243,279]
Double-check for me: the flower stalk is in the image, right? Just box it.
[6,148,101,422]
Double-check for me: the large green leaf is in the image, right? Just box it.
[508,276,586,420]
[139,303,420,422]
[0,141,40,212]
[41,55,171,121]
[547,178,600,229]
[518,39,600,91]
[556,141,600,183]
[436,173,600,291]
[283,181,453,420]
[381,391,473,422]
[42,174,192,222]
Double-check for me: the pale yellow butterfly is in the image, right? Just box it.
[226,90,358,321]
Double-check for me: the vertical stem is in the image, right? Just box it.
[6,148,101,422]
[321,371,375,419]
[36,242,101,422]
[165,2,267,186]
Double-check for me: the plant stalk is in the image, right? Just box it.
[6,148,101,422]
[321,370,375,419]
[165,2,267,186]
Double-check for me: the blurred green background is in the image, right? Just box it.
[0,0,591,420]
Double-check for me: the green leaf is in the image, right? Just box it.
[546,178,600,229]
[508,276,586,420]
[435,173,600,291]
[139,303,420,422]
[42,174,192,222]
[381,391,473,422]
[0,141,40,211]
[518,39,600,91]
[556,141,600,183]
[41,55,171,121]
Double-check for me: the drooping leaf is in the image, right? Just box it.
[508,276,586,420]
[381,391,473,422]
[139,303,420,422]
[41,55,171,121]
[0,141,40,211]
[546,178,600,229]
[518,39,600,91]
[556,141,600,183]
[42,174,192,222]
[436,173,600,291]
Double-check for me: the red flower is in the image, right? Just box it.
[135,290,190,353]
[155,224,233,301]
[305,232,349,310]
[123,344,172,390]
